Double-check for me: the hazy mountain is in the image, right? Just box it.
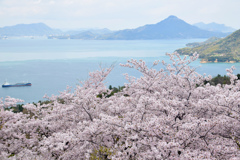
[193,22,236,33]
[0,23,62,36]
[94,15,228,40]
[46,15,231,40]
[176,29,240,62]
[65,28,113,35]
[0,18,233,39]
[48,28,113,39]
[70,31,98,39]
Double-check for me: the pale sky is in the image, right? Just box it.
[0,0,239,30]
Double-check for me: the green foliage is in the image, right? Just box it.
[4,104,23,113]
[204,74,240,86]
[5,100,53,114]
[33,100,53,106]
[233,137,240,150]
[90,146,113,160]
[8,153,15,158]
[237,74,240,79]
[97,85,125,98]
[237,141,240,150]
[186,37,221,48]
[0,118,3,130]
[25,133,31,139]
[11,104,24,113]
[176,29,240,62]
[210,74,231,85]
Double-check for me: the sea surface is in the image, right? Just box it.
[1,38,240,103]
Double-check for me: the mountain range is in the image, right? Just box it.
[176,29,240,63]
[0,16,234,39]
[94,16,228,40]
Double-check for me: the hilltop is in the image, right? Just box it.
[97,15,227,40]
[185,37,221,48]
[176,29,240,63]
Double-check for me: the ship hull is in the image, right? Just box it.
[2,83,32,87]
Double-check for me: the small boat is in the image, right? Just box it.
[2,81,32,87]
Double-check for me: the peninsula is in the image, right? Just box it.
[175,29,240,63]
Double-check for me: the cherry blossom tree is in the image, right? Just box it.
[0,53,240,159]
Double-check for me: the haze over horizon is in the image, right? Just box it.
[0,0,239,30]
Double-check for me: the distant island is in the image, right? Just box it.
[193,22,236,33]
[49,15,230,40]
[176,29,240,63]
[0,23,62,36]
[0,15,232,40]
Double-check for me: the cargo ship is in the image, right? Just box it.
[2,81,32,87]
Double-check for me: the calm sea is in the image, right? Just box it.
[1,38,240,103]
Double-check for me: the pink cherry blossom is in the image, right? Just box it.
[0,52,240,159]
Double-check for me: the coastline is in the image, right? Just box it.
[200,59,237,63]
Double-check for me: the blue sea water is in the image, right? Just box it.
[1,38,240,103]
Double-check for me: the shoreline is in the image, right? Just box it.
[200,59,237,64]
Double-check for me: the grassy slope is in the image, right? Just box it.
[176,29,240,62]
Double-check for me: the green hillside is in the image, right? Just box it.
[176,29,240,63]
